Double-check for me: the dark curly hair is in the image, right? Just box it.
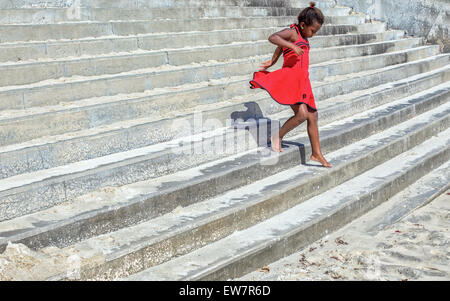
[297,1,325,26]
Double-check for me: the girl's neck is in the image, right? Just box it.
[296,24,308,41]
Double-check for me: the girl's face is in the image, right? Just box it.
[300,20,322,39]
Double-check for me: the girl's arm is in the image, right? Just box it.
[271,46,283,65]
[258,27,303,71]
[268,28,303,56]
[259,46,282,71]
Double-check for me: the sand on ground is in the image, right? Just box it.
[237,190,450,281]
[0,188,448,281]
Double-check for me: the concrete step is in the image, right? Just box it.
[0,36,421,88]
[0,16,294,43]
[354,162,450,238]
[310,29,405,48]
[0,53,446,182]
[0,81,448,249]
[123,122,450,281]
[12,32,425,90]
[3,96,448,280]
[1,59,447,181]
[236,159,450,281]
[0,14,372,43]
[0,26,282,63]
[0,0,445,282]
[0,29,405,64]
[0,49,444,150]
[145,66,450,180]
[87,0,336,9]
[319,22,386,36]
[0,37,425,113]
[0,7,353,24]
[0,0,336,9]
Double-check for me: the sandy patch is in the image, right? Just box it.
[237,190,449,281]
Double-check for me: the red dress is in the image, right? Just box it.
[249,24,317,111]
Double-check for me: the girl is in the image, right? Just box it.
[250,2,332,168]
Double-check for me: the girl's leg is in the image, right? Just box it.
[270,104,308,152]
[306,109,332,167]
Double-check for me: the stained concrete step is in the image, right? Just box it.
[0,43,436,147]
[0,16,295,43]
[0,30,409,108]
[0,40,431,112]
[0,14,373,43]
[124,122,450,281]
[320,22,386,35]
[0,48,443,152]
[92,0,336,9]
[0,0,442,278]
[0,82,448,249]
[235,159,450,281]
[0,36,421,88]
[1,58,447,182]
[0,53,446,182]
[133,67,450,182]
[353,162,450,237]
[0,7,353,24]
[4,97,447,280]
[0,28,404,64]
[309,29,404,48]
[0,0,336,9]
[0,37,424,113]
[0,26,282,63]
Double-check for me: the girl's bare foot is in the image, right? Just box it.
[270,135,282,152]
[310,153,332,167]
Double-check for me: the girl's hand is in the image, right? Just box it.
[292,45,304,56]
[259,59,273,71]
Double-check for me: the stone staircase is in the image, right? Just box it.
[0,0,448,280]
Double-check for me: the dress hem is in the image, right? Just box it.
[249,72,317,112]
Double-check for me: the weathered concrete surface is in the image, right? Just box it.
[0,41,432,146]
[0,28,403,64]
[0,0,447,282]
[125,126,450,281]
[0,63,447,223]
[0,7,352,24]
[0,82,447,255]
[0,59,446,182]
[337,0,450,52]
[0,101,447,280]
[0,37,420,88]
[237,174,450,281]
[0,0,336,9]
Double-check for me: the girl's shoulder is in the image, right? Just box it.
[280,26,298,35]
[289,24,301,40]
[289,24,299,31]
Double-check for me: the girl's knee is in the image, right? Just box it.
[290,104,300,114]
[294,104,308,121]
[307,111,318,123]
[298,104,308,115]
